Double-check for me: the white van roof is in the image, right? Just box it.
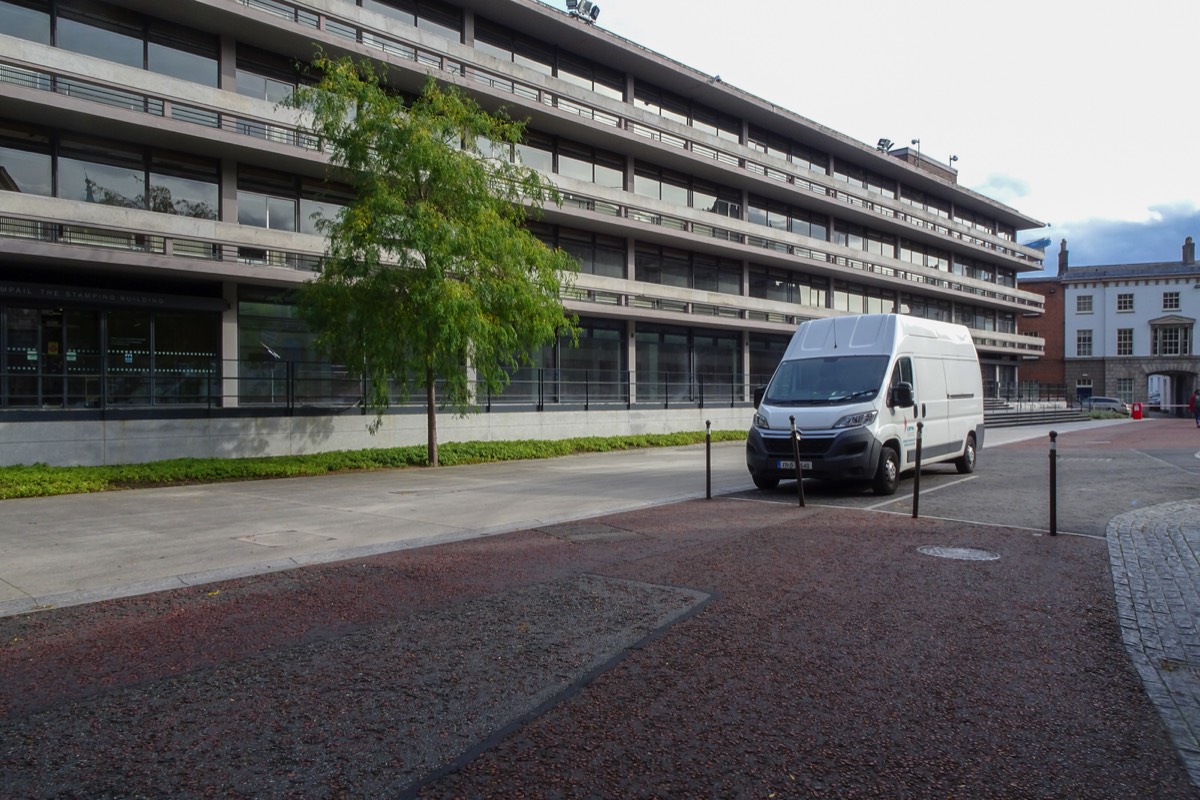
[782,314,974,361]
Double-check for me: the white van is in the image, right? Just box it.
[746,313,984,495]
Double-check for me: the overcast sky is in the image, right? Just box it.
[584,0,1199,273]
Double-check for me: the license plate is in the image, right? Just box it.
[777,460,812,471]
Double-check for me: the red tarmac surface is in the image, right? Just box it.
[3,431,1198,800]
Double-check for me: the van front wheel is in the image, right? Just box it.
[872,446,899,496]
[753,474,780,490]
[955,433,977,474]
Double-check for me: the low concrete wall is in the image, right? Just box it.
[0,407,752,466]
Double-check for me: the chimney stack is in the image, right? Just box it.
[1184,236,1195,265]
[1057,239,1069,276]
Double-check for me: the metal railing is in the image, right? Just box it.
[0,360,770,415]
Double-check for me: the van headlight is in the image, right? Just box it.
[753,412,770,430]
[832,410,877,429]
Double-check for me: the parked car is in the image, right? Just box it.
[1083,396,1130,415]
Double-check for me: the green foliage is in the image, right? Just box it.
[287,55,580,464]
[0,431,747,499]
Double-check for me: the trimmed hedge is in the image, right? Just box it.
[0,430,747,500]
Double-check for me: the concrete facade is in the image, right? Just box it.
[0,0,1046,464]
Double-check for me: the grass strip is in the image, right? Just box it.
[0,430,747,500]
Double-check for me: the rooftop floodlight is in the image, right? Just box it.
[566,0,579,11]
[876,138,893,152]
[588,3,600,20]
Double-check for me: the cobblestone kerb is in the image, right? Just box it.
[1109,499,1200,787]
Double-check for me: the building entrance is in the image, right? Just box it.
[1,305,218,409]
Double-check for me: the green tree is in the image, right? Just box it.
[288,56,579,466]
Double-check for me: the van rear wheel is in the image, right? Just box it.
[872,446,899,496]
[955,433,977,474]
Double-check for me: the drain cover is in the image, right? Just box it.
[917,545,1000,561]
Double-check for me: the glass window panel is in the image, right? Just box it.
[60,157,144,208]
[148,37,218,86]
[1,0,51,44]
[660,180,687,207]
[594,163,623,190]
[362,0,416,26]
[416,6,460,42]
[473,39,510,62]
[0,143,52,196]
[557,153,592,182]
[237,190,268,227]
[747,202,767,227]
[268,196,297,231]
[515,139,552,173]
[660,256,690,288]
[593,243,625,278]
[718,264,741,296]
[300,198,343,234]
[148,171,218,218]
[57,7,143,69]
[633,173,659,199]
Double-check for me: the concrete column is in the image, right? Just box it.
[221,281,239,408]
[219,35,236,92]
[626,319,637,404]
[462,9,474,46]
[220,159,237,223]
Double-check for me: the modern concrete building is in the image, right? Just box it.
[1047,237,1199,410]
[0,0,1046,465]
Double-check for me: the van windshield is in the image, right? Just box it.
[763,355,889,406]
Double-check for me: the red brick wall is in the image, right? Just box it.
[1018,278,1065,387]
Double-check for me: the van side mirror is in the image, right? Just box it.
[753,386,765,408]
[890,381,914,409]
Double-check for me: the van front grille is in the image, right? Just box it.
[761,435,834,457]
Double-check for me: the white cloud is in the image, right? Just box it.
[591,0,1200,250]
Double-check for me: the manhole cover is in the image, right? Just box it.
[917,545,1000,561]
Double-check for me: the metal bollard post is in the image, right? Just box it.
[789,415,806,508]
[705,420,712,500]
[912,420,924,519]
[1049,430,1058,536]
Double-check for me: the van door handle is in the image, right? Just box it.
[921,402,927,417]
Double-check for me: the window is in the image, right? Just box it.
[749,265,827,308]
[1076,329,1093,357]
[1116,293,1134,312]
[0,0,51,44]
[1116,328,1133,356]
[1152,325,1192,356]
[1076,295,1093,314]
[0,123,52,196]
[1163,291,1181,311]
[1116,378,1134,404]
[542,225,626,278]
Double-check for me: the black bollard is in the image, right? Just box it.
[705,420,712,500]
[912,420,924,519]
[1049,430,1058,536]
[789,415,806,508]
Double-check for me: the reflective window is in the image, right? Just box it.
[148,151,218,219]
[57,1,143,69]
[361,0,416,26]
[0,125,52,195]
[147,25,218,86]
[0,0,51,44]
[58,137,145,208]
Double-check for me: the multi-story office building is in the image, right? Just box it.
[1052,237,1199,410]
[0,0,1046,464]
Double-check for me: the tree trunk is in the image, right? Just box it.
[425,366,438,467]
